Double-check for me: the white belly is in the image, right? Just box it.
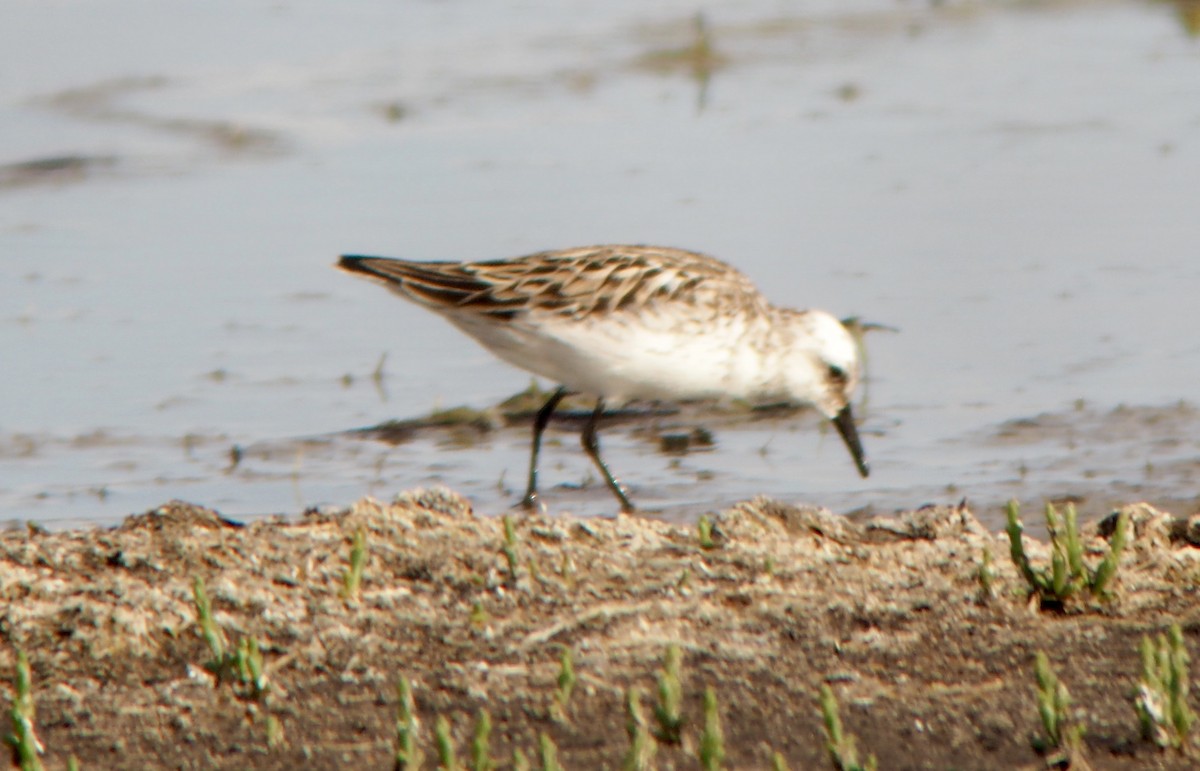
[446,307,783,404]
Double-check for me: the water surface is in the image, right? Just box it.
[2,0,1198,529]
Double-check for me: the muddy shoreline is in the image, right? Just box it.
[3,491,1200,769]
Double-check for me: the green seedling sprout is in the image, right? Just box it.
[622,686,656,771]
[5,651,44,771]
[551,647,576,723]
[559,553,575,589]
[1005,500,1129,606]
[470,710,494,771]
[1135,624,1197,751]
[469,601,489,629]
[537,732,562,771]
[394,678,424,770]
[502,516,521,583]
[1006,502,1041,591]
[653,645,685,745]
[341,526,368,600]
[194,576,265,695]
[193,576,227,664]
[266,715,285,749]
[698,686,725,770]
[819,684,876,771]
[435,715,460,771]
[512,748,530,771]
[977,544,997,599]
[1032,651,1084,764]
[234,637,267,697]
[697,515,716,550]
[1091,509,1129,596]
[771,751,789,770]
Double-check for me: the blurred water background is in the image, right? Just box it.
[2,0,1199,528]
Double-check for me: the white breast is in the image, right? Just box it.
[445,306,784,404]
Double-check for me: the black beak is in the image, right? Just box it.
[831,404,870,478]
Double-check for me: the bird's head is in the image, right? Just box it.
[783,310,869,478]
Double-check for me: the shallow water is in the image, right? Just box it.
[2,0,1198,529]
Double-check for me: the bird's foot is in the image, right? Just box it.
[517,491,543,514]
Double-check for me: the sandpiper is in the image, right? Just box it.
[337,244,869,512]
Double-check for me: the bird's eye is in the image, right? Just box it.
[827,364,848,385]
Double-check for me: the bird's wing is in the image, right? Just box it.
[338,255,525,316]
[339,245,768,321]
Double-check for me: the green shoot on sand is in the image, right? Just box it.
[558,553,576,593]
[551,647,576,722]
[394,678,424,770]
[340,526,368,600]
[653,645,685,745]
[6,650,45,771]
[1032,652,1084,764]
[266,715,285,749]
[538,732,563,771]
[193,581,268,696]
[1135,624,1197,751]
[193,576,227,663]
[502,515,521,583]
[697,515,716,550]
[819,684,877,771]
[194,576,265,695]
[771,751,789,770]
[233,637,267,697]
[977,544,997,599]
[471,710,494,771]
[698,686,726,770]
[622,687,656,771]
[469,601,489,629]
[527,556,544,586]
[1005,500,1128,606]
[435,715,460,771]
[512,748,530,771]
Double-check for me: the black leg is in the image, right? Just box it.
[521,386,569,511]
[581,398,635,513]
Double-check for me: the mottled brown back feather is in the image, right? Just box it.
[338,245,772,322]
